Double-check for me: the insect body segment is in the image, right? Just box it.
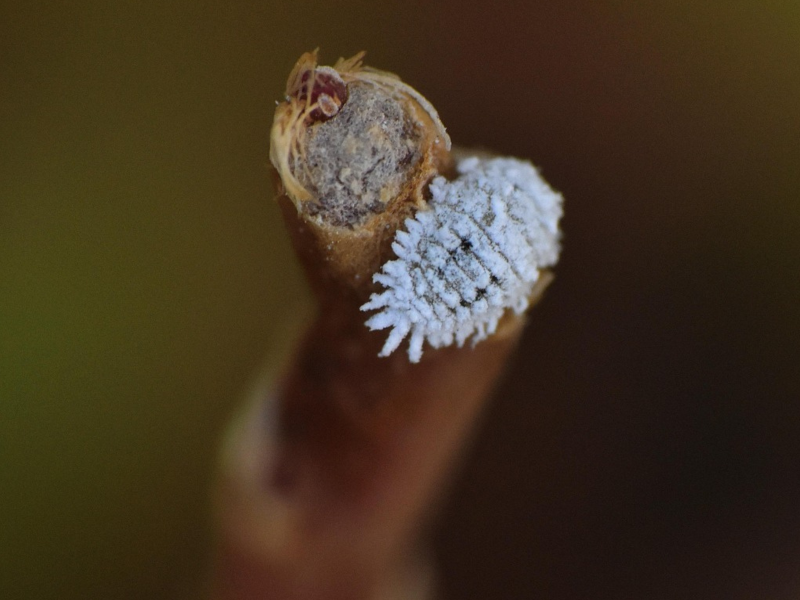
[361,156,563,362]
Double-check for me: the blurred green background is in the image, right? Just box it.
[2,1,799,599]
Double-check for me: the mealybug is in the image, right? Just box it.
[361,156,563,362]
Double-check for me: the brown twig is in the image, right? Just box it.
[211,50,560,600]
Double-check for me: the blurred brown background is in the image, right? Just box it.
[2,1,798,599]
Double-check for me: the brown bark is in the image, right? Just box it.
[211,50,551,599]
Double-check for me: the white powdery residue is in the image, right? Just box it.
[361,155,563,362]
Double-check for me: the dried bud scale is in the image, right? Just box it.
[269,51,563,362]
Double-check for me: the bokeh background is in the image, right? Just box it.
[2,1,799,598]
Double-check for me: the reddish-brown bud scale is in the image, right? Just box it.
[294,68,349,123]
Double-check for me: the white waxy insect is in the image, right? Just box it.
[361,155,563,362]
